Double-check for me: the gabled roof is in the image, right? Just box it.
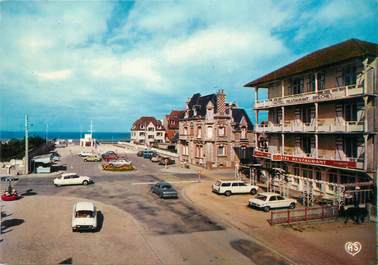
[186,93,217,118]
[245,39,378,87]
[232,108,253,130]
[165,110,185,129]
[132,116,164,131]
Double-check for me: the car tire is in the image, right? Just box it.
[225,191,232,197]
[263,206,270,212]
[55,184,60,187]
[250,188,257,195]
[83,180,88,185]
[72,228,76,232]
[289,203,296,209]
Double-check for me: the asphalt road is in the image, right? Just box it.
[8,151,292,265]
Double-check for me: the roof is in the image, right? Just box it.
[132,116,164,131]
[62,173,77,177]
[232,108,254,130]
[75,201,95,211]
[257,192,280,196]
[186,93,217,119]
[245,39,378,87]
[165,110,184,129]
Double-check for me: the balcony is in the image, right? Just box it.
[283,121,315,132]
[318,120,364,133]
[255,123,282,133]
[254,85,364,109]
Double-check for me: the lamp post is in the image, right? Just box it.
[24,114,29,175]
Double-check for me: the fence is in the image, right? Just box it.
[267,206,339,225]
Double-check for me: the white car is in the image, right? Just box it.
[78,151,94,157]
[212,180,258,196]
[108,159,132,166]
[72,201,97,232]
[248,192,297,212]
[54,173,94,186]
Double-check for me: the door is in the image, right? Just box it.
[268,196,279,208]
[238,182,249,193]
[63,175,71,185]
[276,195,288,207]
[71,175,81,185]
[231,182,239,193]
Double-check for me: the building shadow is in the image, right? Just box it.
[51,165,67,172]
[1,218,24,234]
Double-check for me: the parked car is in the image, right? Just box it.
[54,173,94,186]
[50,151,61,162]
[102,154,119,162]
[101,151,117,157]
[248,192,297,212]
[151,154,162,162]
[143,150,156,159]
[72,201,97,232]
[212,180,258,196]
[79,151,94,157]
[137,151,144,157]
[0,176,19,182]
[151,181,178,199]
[83,155,102,162]
[108,159,132,166]
[158,157,175,165]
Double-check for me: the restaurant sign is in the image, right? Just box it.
[271,154,357,169]
[254,150,271,158]
[268,91,333,107]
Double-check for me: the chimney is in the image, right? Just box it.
[216,89,226,115]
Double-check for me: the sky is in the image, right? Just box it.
[0,0,377,132]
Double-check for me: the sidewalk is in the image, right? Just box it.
[182,168,376,265]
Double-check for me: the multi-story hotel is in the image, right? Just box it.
[163,110,184,143]
[178,90,254,169]
[131,116,166,146]
[245,39,377,203]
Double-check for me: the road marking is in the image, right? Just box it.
[132,180,208,185]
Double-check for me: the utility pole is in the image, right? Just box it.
[25,114,29,175]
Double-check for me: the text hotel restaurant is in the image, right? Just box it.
[244,39,378,202]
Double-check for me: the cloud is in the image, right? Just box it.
[0,0,376,132]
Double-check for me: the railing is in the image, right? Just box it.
[255,84,364,109]
[267,206,339,225]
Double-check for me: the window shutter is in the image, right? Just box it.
[335,136,343,160]
[295,135,301,154]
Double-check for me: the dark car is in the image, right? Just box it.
[151,181,178,199]
[158,157,175,165]
[137,151,144,157]
[1,176,19,182]
[143,150,156,159]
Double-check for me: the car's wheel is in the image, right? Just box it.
[72,228,76,232]
[225,190,232,197]
[250,188,257,195]
[289,203,296,209]
[83,180,88,185]
[263,206,270,212]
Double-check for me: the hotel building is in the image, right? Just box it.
[131,116,166,146]
[245,39,377,202]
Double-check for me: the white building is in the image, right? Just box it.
[131,116,166,146]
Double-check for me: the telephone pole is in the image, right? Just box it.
[25,114,29,174]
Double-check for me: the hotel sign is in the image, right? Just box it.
[267,91,333,107]
[271,154,357,169]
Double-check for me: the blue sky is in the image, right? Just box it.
[0,0,377,132]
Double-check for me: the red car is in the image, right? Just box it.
[103,154,119,162]
[1,191,19,201]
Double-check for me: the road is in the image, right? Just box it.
[1,149,292,265]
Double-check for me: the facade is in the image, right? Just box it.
[178,90,254,169]
[163,110,184,143]
[245,39,378,203]
[131,116,165,146]
[80,133,96,147]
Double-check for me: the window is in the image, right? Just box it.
[197,127,202,138]
[221,183,231,187]
[269,196,277,201]
[217,146,225,156]
[148,135,154,139]
[183,127,188,135]
[140,125,145,129]
[343,66,357,86]
[232,183,238,187]
[139,132,145,136]
[207,126,213,138]
[241,127,247,139]
[71,175,79,179]
[293,166,300,176]
[148,127,154,131]
[64,176,71,179]
[344,103,357,121]
[302,106,312,124]
[341,175,355,184]
[317,71,325,90]
[218,127,225,136]
[328,174,337,183]
[302,136,312,154]
[276,196,284,200]
[306,74,315,92]
[240,146,247,159]
[303,169,313,179]
[344,136,357,158]
[291,77,304,94]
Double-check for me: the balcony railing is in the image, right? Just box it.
[318,120,364,132]
[254,84,364,109]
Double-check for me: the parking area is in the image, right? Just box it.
[0,145,293,265]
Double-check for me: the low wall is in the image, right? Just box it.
[119,142,178,158]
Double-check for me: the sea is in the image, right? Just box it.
[0,131,131,142]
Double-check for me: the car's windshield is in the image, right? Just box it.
[162,185,172,189]
[75,210,95,218]
[256,195,267,201]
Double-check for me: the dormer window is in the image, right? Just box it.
[241,127,247,139]
[218,126,225,136]
[140,125,145,129]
